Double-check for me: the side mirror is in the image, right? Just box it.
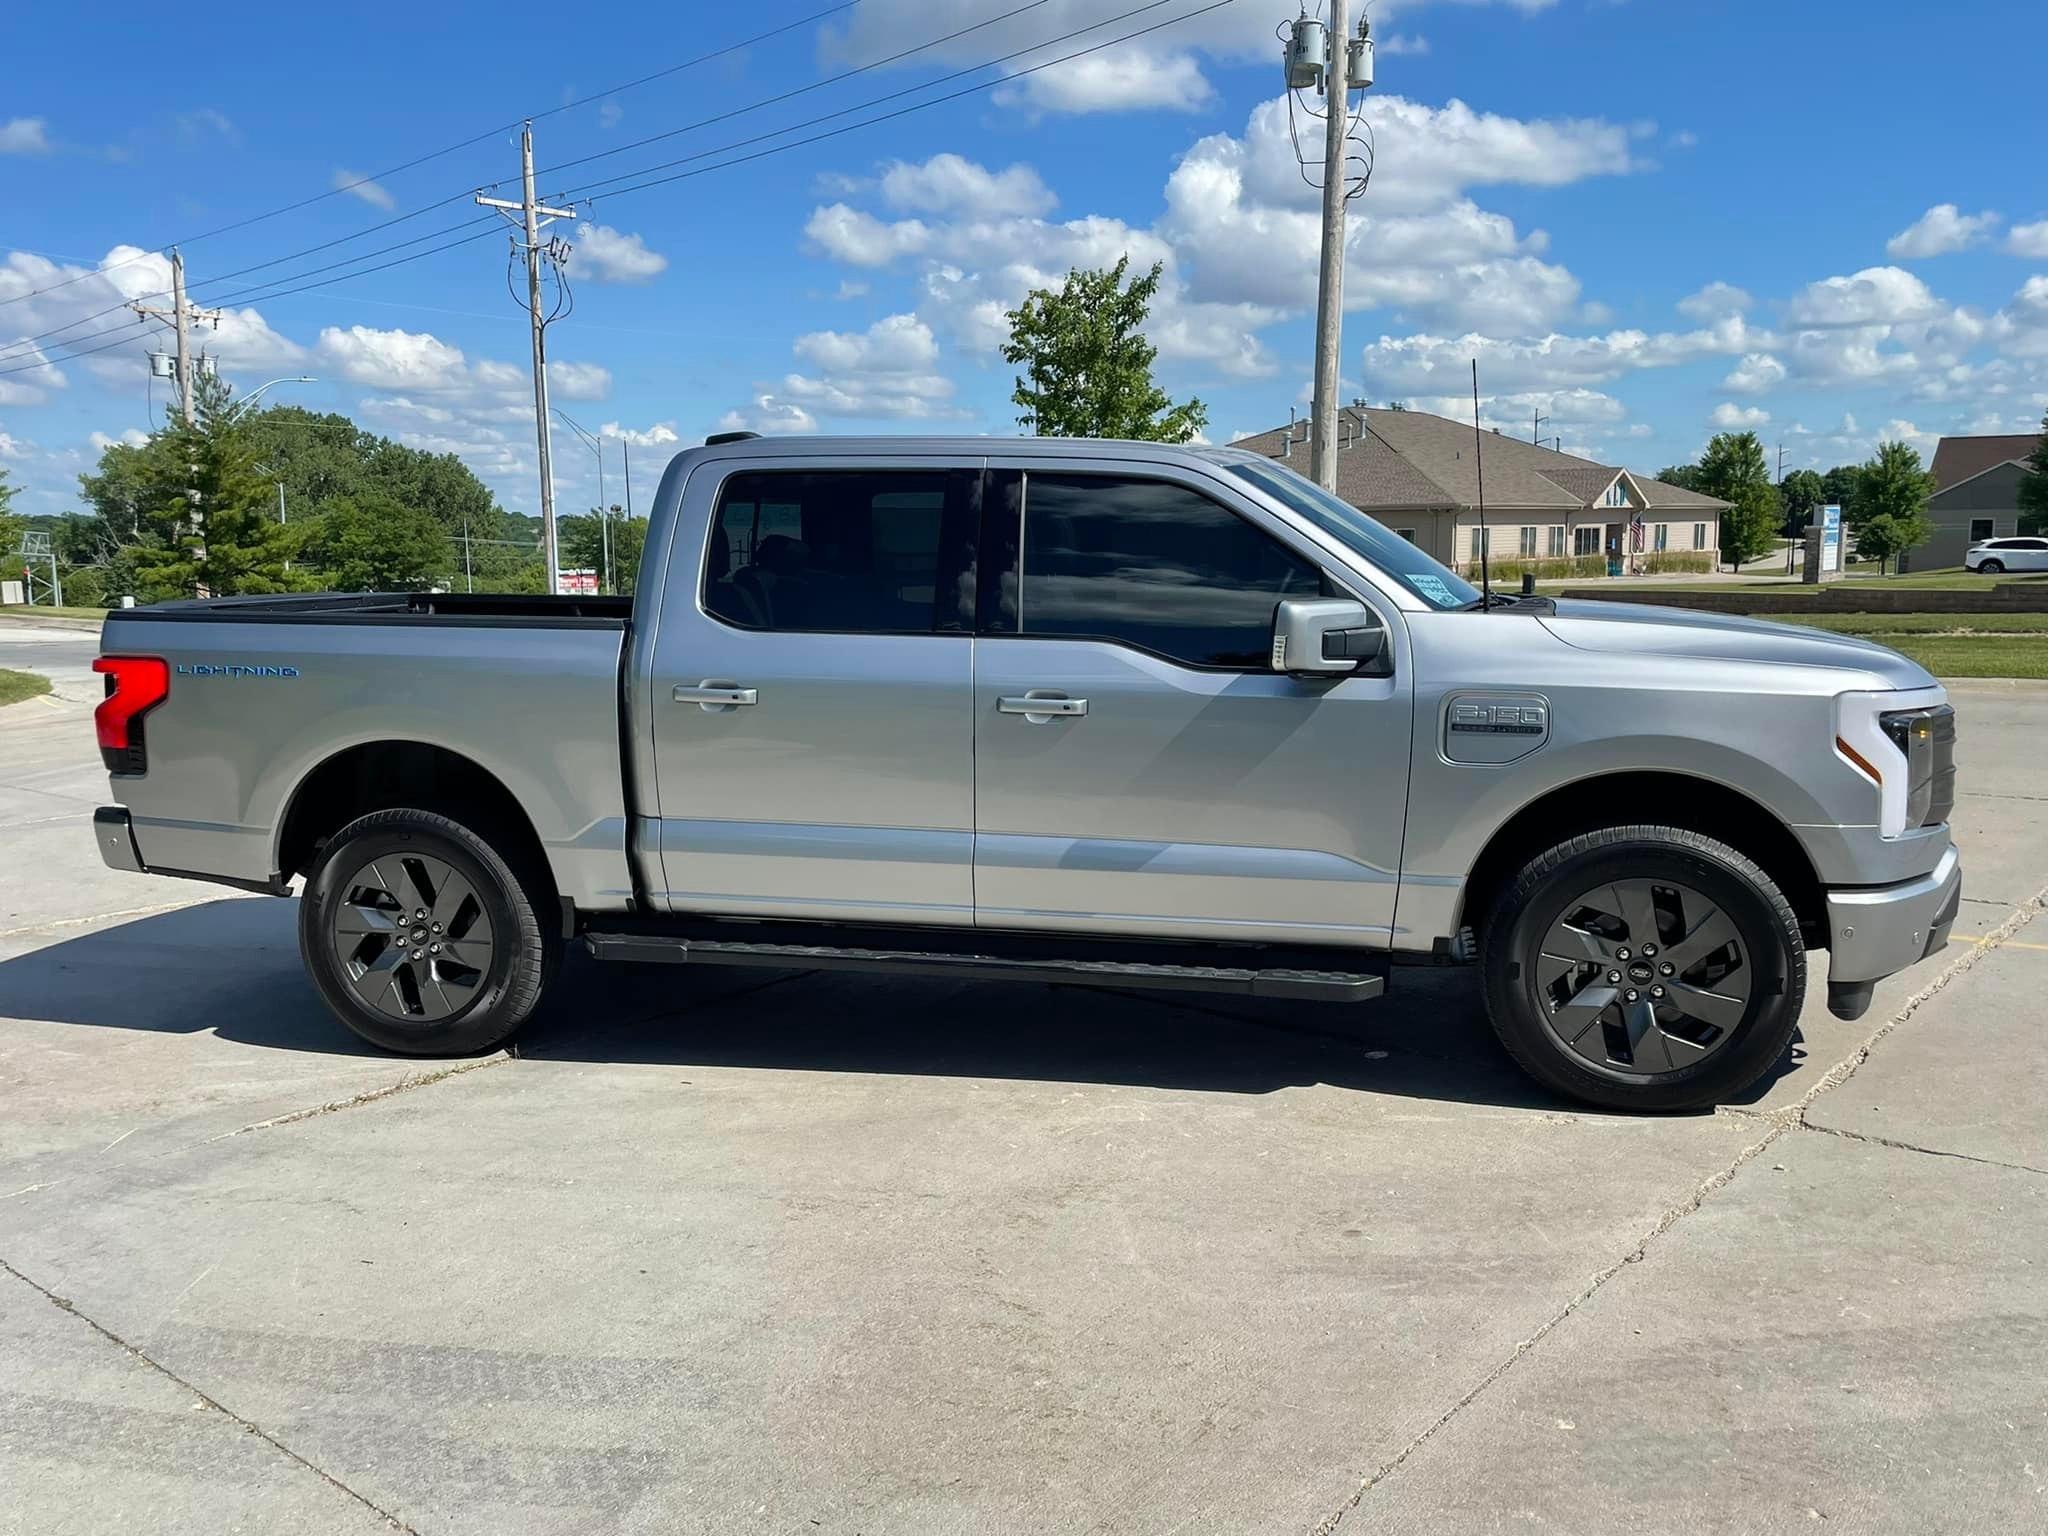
[1271,597,1385,676]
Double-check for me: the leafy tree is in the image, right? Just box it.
[1819,464,1860,519]
[1694,431,1779,569]
[559,507,647,595]
[1002,256,1206,442]
[1851,440,1936,575]
[1654,463,1706,494]
[120,375,307,599]
[0,468,22,589]
[2017,408,2048,536]
[1779,467,1825,535]
[302,492,450,591]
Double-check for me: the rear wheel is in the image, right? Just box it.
[1978,559,2005,574]
[299,807,555,1055]
[1480,826,1804,1111]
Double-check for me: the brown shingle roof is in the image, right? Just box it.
[1929,433,2036,491]
[1236,407,1729,513]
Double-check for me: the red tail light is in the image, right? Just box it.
[92,655,169,773]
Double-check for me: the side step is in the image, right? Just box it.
[583,933,1385,1004]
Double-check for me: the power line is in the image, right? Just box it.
[3,1,1235,377]
[0,2,860,319]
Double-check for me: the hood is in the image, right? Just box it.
[1538,598,1937,690]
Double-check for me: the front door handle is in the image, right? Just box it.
[998,694,1087,719]
[674,684,758,709]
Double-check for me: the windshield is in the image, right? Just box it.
[1218,456,1481,611]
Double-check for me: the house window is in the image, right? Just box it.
[1692,522,1708,550]
[1394,528,1417,543]
[1653,523,1669,552]
[1474,526,1491,558]
[1573,525,1601,557]
[1519,526,1538,557]
[1548,525,1566,558]
[1970,518,1995,543]
[1602,479,1630,508]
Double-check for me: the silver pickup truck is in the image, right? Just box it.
[90,434,1961,1110]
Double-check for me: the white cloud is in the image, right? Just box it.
[598,100,623,129]
[0,429,33,458]
[173,108,237,145]
[598,420,680,448]
[2007,220,2048,260]
[1677,281,1753,320]
[805,204,932,267]
[716,395,816,435]
[332,169,395,210]
[1723,352,1788,393]
[0,117,50,154]
[0,339,68,406]
[549,360,612,401]
[793,312,938,373]
[569,224,668,284]
[879,154,1055,219]
[1710,402,1770,429]
[1360,317,1764,396]
[780,313,961,419]
[1378,33,1430,56]
[1783,265,1943,328]
[1885,203,1999,259]
[318,325,469,391]
[996,45,1214,116]
[88,427,150,451]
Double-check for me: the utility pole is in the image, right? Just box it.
[1309,0,1350,492]
[478,124,576,595]
[127,247,220,425]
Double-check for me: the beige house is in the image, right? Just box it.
[1236,406,1729,574]
[1898,432,2037,572]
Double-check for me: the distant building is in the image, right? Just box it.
[1235,406,1728,575]
[1901,432,2038,572]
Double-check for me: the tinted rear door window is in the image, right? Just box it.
[1019,473,1320,668]
[705,469,978,634]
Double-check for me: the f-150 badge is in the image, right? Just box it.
[1444,693,1550,763]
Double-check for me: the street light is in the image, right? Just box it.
[551,407,611,594]
[233,375,318,416]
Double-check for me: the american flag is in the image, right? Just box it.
[1629,512,1646,550]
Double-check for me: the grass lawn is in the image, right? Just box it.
[1865,634,2048,679]
[0,604,111,621]
[1539,568,2048,596]
[1771,612,2048,635]
[0,668,54,706]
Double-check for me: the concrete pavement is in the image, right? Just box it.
[1,623,2043,1533]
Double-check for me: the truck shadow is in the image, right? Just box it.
[0,898,1807,1113]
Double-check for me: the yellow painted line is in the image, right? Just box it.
[1958,935,2048,953]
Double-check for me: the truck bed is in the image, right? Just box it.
[108,591,633,627]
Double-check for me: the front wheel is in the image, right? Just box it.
[299,807,556,1055]
[1978,559,2005,574]
[1480,826,1804,1111]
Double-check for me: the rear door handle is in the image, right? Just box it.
[998,694,1087,718]
[674,684,757,708]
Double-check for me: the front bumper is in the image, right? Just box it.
[1825,844,1962,986]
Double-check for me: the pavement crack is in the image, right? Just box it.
[213,1053,511,1138]
[1794,1118,2048,1177]
[0,1255,416,1533]
[1313,879,2048,1534]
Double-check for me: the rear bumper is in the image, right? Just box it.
[93,806,290,896]
[1825,844,1962,986]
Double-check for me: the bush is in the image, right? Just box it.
[1461,554,1607,582]
[54,565,111,609]
[1640,551,1713,574]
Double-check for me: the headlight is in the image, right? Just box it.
[1836,689,1955,837]
[1880,704,1957,828]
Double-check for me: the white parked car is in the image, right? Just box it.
[1964,536,2048,574]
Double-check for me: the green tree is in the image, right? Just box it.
[1694,431,1779,568]
[124,375,305,599]
[0,468,22,589]
[1779,467,1825,535]
[1002,256,1206,442]
[1653,463,1706,494]
[1819,464,1860,519]
[302,491,450,591]
[2017,408,2048,535]
[1851,440,1936,575]
[559,507,647,595]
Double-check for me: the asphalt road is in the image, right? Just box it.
[2,618,2043,1534]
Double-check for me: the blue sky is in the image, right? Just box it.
[4,0,2045,519]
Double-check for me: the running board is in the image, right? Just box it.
[582,933,1385,1003]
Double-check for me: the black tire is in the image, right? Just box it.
[1978,559,2005,575]
[1479,825,1804,1112]
[299,806,556,1056]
